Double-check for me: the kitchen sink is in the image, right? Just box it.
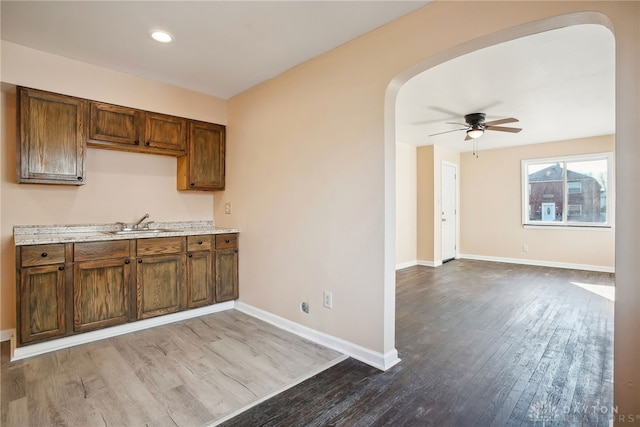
[105,228,179,235]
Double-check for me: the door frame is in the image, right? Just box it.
[440,161,459,263]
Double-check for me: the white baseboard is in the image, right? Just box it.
[395,260,418,270]
[11,301,234,361]
[457,253,615,273]
[417,259,442,268]
[1,329,15,342]
[234,301,400,372]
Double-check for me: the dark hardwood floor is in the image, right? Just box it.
[221,260,614,427]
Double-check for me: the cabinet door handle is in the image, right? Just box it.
[134,140,140,145]
[58,266,64,271]
[41,252,48,257]
[190,183,195,187]
[77,176,83,181]
[125,260,130,264]
[188,253,193,258]
[145,141,150,146]
[138,259,143,263]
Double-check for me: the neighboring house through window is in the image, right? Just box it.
[522,153,612,227]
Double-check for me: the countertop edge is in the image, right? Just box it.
[14,221,240,246]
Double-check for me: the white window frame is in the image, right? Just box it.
[521,152,613,228]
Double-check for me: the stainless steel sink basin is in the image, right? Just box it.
[105,228,179,235]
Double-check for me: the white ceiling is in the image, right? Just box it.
[1,3,615,153]
[396,24,615,151]
[0,0,428,99]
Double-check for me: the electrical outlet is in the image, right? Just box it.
[323,291,333,309]
[522,244,529,252]
[301,302,309,314]
[224,202,232,214]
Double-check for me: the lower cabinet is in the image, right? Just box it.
[186,236,214,308]
[215,234,239,302]
[19,264,67,344]
[73,240,132,332]
[136,236,187,319]
[16,232,238,347]
[136,254,187,319]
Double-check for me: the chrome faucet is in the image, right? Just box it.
[132,213,150,230]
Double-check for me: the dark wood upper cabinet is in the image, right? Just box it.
[17,87,87,185]
[18,87,224,190]
[87,102,186,156]
[177,121,225,191]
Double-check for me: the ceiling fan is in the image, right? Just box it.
[429,113,522,141]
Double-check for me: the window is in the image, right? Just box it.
[522,153,612,227]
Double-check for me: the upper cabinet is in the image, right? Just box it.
[177,121,225,190]
[16,87,225,190]
[88,101,186,156]
[17,87,87,185]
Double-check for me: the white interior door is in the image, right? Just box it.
[441,163,457,262]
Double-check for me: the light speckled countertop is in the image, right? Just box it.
[14,221,240,246]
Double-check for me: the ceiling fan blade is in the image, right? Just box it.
[428,128,466,137]
[464,134,472,141]
[445,121,468,127]
[486,125,522,133]
[484,117,519,126]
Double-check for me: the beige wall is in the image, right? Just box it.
[395,142,417,267]
[460,135,615,269]
[0,42,227,330]
[416,146,435,263]
[215,1,638,415]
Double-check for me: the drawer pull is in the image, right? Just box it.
[125,260,130,264]
[41,252,48,258]
[225,239,230,244]
[198,241,203,245]
[138,259,143,264]
[58,266,64,271]
[188,253,193,258]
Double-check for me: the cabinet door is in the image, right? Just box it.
[74,259,131,332]
[187,250,213,308]
[136,254,186,319]
[19,264,67,344]
[87,102,144,149]
[18,87,86,185]
[215,248,238,302]
[177,121,225,190]
[144,112,186,154]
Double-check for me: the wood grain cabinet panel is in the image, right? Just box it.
[187,236,214,308]
[215,234,238,303]
[136,254,186,319]
[177,121,225,190]
[73,258,131,332]
[19,264,66,344]
[17,87,86,185]
[87,103,186,156]
[87,102,143,148]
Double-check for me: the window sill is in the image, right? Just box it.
[523,224,613,231]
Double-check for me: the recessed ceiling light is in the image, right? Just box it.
[150,30,174,43]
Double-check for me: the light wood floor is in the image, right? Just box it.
[1,310,343,426]
[223,260,615,426]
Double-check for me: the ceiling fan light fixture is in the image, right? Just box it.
[150,30,174,43]
[467,128,484,139]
